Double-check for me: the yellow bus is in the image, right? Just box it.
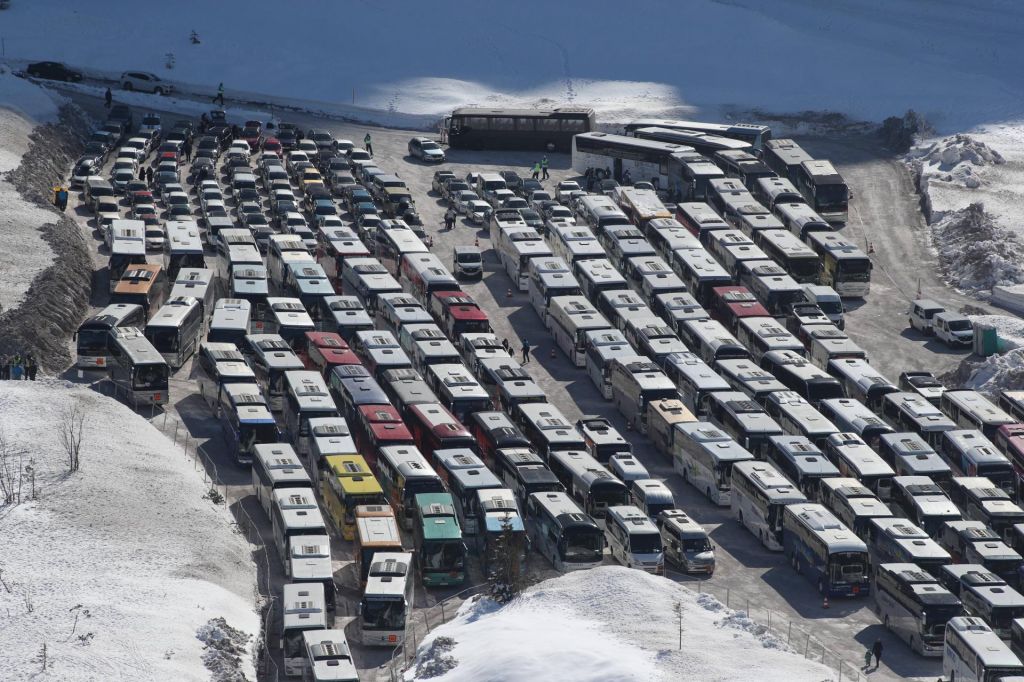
[320,455,386,540]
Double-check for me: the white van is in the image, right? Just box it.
[609,453,650,490]
[657,509,715,574]
[908,299,945,335]
[933,312,974,348]
[604,505,665,574]
[802,284,845,329]
[630,478,676,520]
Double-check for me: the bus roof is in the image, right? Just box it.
[356,515,402,548]
[282,583,326,631]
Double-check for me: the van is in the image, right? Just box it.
[475,173,507,199]
[802,284,845,329]
[909,299,945,335]
[452,245,483,281]
[630,479,676,520]
[605,505,665,574]
[933,312,974,349]
[657,509,715,574]
[608,453,650,491]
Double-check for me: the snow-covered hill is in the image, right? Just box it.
[0,381,258,681]
[405,566,835,682]
[6,0,1024,129]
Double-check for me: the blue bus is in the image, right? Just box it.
[783,502,870,597]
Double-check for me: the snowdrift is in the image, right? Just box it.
[925,203,1024,296]
[908,134,1004,191]
[405,566,834,682]
[0,381,258,681]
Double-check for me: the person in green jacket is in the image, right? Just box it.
[531,162,541,180]
[364,133,373,157]
[540,155,549,180]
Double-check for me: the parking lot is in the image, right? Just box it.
[53,83,997,682]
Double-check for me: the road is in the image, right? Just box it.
[53,84,972,681]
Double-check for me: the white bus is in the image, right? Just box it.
[496,226,551,291]
[218,382,278,465]
[245,333,306,411]
[735,316,803,364]
[941,390,1017,441]
[874,562,963,657]
[571,131,692,188]
[705,391,783,459]
[340,257,403,316]
[604,505,664,574]
[731,460,807,551]
[881,392,958,448]
[264,297,316,349]
[75,302,146,369]
[584,329,636,399]
[144,296,204,369]
[889,475,962,537]
[548,222,606,265]
[607,357,679,432]
[524,491,604,572]
[107,220,148,292]
[526,257,581,326]
[763,390,839,449]
[435,449,503,535]
[625,119,772,152]
[163,220,206,281]
[819,398,895,448]
[818,476,893,540]
[547,449,630,519]
[548,295,613,367]
[661,351,731,418]
[107,327,170,406]
[671,247,732,308]
[280,582,327,678]
[823,432,896,500]
[282,370,340,458]
[575,194,631,234]
[867,517,952,579]
[804,231,872,298]
[271,487,328,569]
[713,357,787,403]
[514,402,587,458]
[252,443,311,516]
[760,350,845,408]
[782,503,870,597]
[826,358,899,412]
[774,201,832,240]
[766,434,840,499]
[573,258,629,301]
[944,616,1024,682]
[302,629,359,681]
[207,298,251,346]
[597,289,655,333]
[673,421,754,506]
[358,552,413,647]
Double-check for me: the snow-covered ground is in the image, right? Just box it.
[0,67,63,313]
[5,1,1024,129]
[0,380,258,681]
[405,566,834,682]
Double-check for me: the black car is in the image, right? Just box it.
[518,208,544,232]
[500,170,523,193]
[518,178,543,198]
[26,61,83,82]
[108,104,133,131]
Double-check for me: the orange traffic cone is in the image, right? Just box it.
[822,595,829,609]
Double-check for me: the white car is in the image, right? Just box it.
[528,190,553,212]
[286,151,309,174]
[466,200,492,225]
[199,187,223,211]
[203,199,227,221]
[454,190,481,215]
[488,188,515,209]
[120,71,174,95]
[227,140,251,162]
[297,139,319,159]
[164,191,190,212]
[144,224,166,251]
[555,181,581,202]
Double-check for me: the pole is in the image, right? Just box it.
[787,621,792,644]
[838,658,844,681]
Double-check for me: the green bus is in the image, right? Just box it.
[413,492,467,587]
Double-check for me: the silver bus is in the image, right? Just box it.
[245,333,305,411]
[573,258,629,301]
[760,351,845,408]
[888,475,962,537]
[763,390,840,449]
[941,390,1017,441]
[584,329,636,400]
[819,398,895,447]
[705,390,783,458]
[524,491,604,572]
[672,421,754,506]
[735,317,803,364]
[874,562,962,656]
[661,351,731,418]
[207,298,251,346]
[548,223,606,265]
[867,517,951,579]
[547,449,630,519]
[548,295,613,367]
[652,291,709,337]
[824,432,896,500]
[680,318,749,365]
[881,392,958,448]
[731,460,807,551]
[713,358,787,403]
[607,356,678,433]
[818,477,892,540]
[75,303,146,369]
[252,443,311,516]
[827,358,900,412]
[143,296,204,369]
[264,297,316,349]
[514,402,586,458]
[527,257,581,327]
[766,434,840,499]
[108,327,170,406]
[878,432,954,488]
[943,617,1024,682]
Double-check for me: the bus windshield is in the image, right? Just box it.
[838,259,871,278]
[808,380,845,404]
[240,423,278,451]
[403,478,444,505]
[991,605,1024,633]
[133,364,168,391]
[421,540,465,572]
[147,328,179,353]
[646,501,674,519]
[816,184,849,208]
[922,604,961,637]
[77,329,108,352]
[562,527,603,563]
[361,597,406,630]
[683,537,713,553]
[829,552,867,583]
[715,463,735,490]
[630,532,662,554]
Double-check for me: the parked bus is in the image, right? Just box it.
[358,552,413,647]
[194,341,255,409]
[819,398,894,447]
[280,583,328,678]
[496,227,551,291]
[794,159,849,224]
[942,390,1018,441]
[317,225,370,291]
[753,176,804,211]
[143,296,204,369]
[729,460,805,551]
[706,391,783,458]
[881,391,958,447]
[949,477,1024,541]
[823,432,896,499]
[378,228,428,278]
[680,318,750,365]
[868,517,952,579]
[282,371,339,458]
[889,473,962,540]
[762,139,814,182]
[476,488,529,577]
[671,248,732,308]
[763,390,839,449]
[604,505,664,574]
[734,317,803,364]
[301,629,358,680]
[818,476,893,541]
[376,445,445,528]
[942,431,1016,495]
[107,327,169,406]
[446,106,595,152]
[943,617,1024,682]
[515,402,587,458]
[527,257,581,326]
[206,298,251,346]
[320,455,386,541]
[245,334,305,411]
[75,303,145,369]
[547,449,629,519]
[318,295,374,341]
[525,491,604,572]
[672,421,754,505]
[110,262,169,320]
[398,251,459,303]
[353,506,404,586]
[412,492,467,587]
[573,258,629,301]
[625,119,772,151]
[571,131,692,186]
[879,432,954,487]
[714,357,787,403]
[804,232,871,298]
[874,562,963,656]
[783,503,870,597]
[270,487,328,569]
[766,434,840,499]
[662,351,731,418]
[340,257,403,316]
[583,329,636,400]
[548,223,606,266]
[163,220,206,282]
[939,521,1022,585]
[774,201,832,241]
[752,228,819,284]
[614,186,671,229]
[434,449,502,535]
[548,295,613,367]
[607,357,678,432]
[228,264,269,333]
[252,443,311,516]
[107,220,149,293]
[216,383,278,466]
[575,194,632,234]
[632,125,751,162]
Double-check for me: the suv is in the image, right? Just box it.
[909,299,945,335]
[453,245,483,281]
[408,137,445,163]
[120,71,173,95]
[26,61,83,82]
[108,104,134,131]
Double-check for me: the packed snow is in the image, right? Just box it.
[0,66,62,314]
[405,566,834,682]
[922,203,1024,297]
[5,1,1024,129]
[0,380,258,681]
[907,134,1005,191]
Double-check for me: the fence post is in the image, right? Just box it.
[173,422,180,444]
[745,599,749,616]
[787,620,792,644]
[440,601,446,623]
[725,588,730,608]
[838,658,844,681]
[767,610,771,632]
[804,633,810,657]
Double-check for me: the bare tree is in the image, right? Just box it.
[59,403,86,474]
[0,428,26,505]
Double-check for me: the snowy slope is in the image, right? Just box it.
[405,566,834,682]
[0,67,62,313]
[0,381,258,681]
[5,0,1024,129]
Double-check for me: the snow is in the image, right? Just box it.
[0,66,62,313]
[405,566,834,682]
[0,380,258,681]
[5,1,1024,129]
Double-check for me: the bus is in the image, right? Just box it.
[942,390,1018,441]
[573,258,629,301]
[107,220,148,293]
[671,248,732,308]
[631,125,751,161]
[961,581,1024,642]
[340,257,403,316]
[493,447,564,505]
[320,455,385,541]
[548,223,606,266]
[804,232,872,298]
[376,445,445,528]
[422,364,491,423]
[251,443,311,516]
[496,227,552,291]
[874,562,963,656]
[435,450,503,535]
[107,327,169,406]
[571,131,692,186]
[377,228,428,278]
[524,491,604,572]
[763,390,839,449]
[584,329,636,400]
[195,342,256,410]
[705,391,783,459]
[575,195,632,234]
[217,383,277,465]
[475,488,529,577]
[317,224,371,291]
[942,432,1016,495]
[515,402,586,458]
[879,432,954,487]
[576,415,632,464]
[608,357,679,432]
[614,186,671,229]
[826,359,899,412]
[163,220,206,282]
[766,434,840,499]
[168,267,216,330]
[661,351,730,418]
[207,298,251,346]
[75,303,145,369]
[782,503,870,597]
[774,202,832,241]
[753,176,804,212]
[735,318,804,365]
[478,358,546,413]
[302,331,360,379]
[762,139,814,183]
[412,492,467,587]
[288,533,336,615]
[731,460,806,551]
[819,398,895,448]
[358,552,413,647]
[270,488,328,568]
[353,506,405,586]
[868,517,952,579]
[881,392,958,447]
[675,202,730,243]
[110,263,169,320]
[752,229,820,284]
[527,258,581,327]
[713,357,787,403]
[280,583,328,678]
[645,398,696,455]
[143,296,204,369]
[318,296,373,342]
[302,629,358,681]
[547,449,629,519]
[644,218,702,260]
[245,334,305,411]
[823,432,896,499]
[604,505,665,574]
[949,477,1024,541]
[398,252,459,304]
[228,264,269,333]
[680,318,749,366]
[944,616,1024,682]
[673,421,755,505]
[818,477,893,541]
[282,371,339,458]
[794,160,849,224]
[377,293,433,336]
[445,106,595,152]
[625,119,772,152]
[939,521,1022,584]
[548,295,613,367]
[264,298,316,349]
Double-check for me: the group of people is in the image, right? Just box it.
[0,353,39,381]
[500,338,531,363]
[530,156,550,180]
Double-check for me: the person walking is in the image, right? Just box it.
[622,169,632,185]
[57,186,68,211]
[540,155,549,180]
[138,166,146,181]
[364,133,373,157]
[521,339,531,364]
[184,142,192,163]
[145,167,154,186]
[531,162,541,180]
[10,354,22,381]
[214,82,225,106]
[870,639,883,670]
[502,338,511,354]
[104,87,113,108]
[26,354,37,381]
[444,207,456,230]
[0,354,8,380]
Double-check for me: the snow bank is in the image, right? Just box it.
[957,348,1024,397]
[405,566,834,682]
[0,381,258,681]
[925,203,1024,296]
[908,134,1005,191]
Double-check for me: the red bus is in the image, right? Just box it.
[710,285,769,333]
[301,331,362,377]
[406,402,477,464]
[355,404,414,467]
[316,225,370,293]
[429,290,492,338]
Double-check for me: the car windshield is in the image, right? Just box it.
[817,300,843,314]
[682,537,712,553]
[421,141,440,150]
[456,252,481,264]
[948,320,972,331]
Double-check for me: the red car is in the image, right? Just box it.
[241,126,263,150]
[263,136,282,155]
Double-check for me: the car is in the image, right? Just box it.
[120,71,173,95]
[344,188,374,213]
[297,139,319,159]
[241,127,262,150]
[110,168,136,193]
[453,245,483,280]
[155,169,180,189]
[166,204,193,220]
[908,299,945,335]
[443,180,470,203]
[26,61,83,82]
[164,191,190,209]
[518,178,543,198]
[408,137,446,163]
[488,188,515,209]
[453,190,481,215]
[543,204,575,224]
[203,199,228,221]
[597,178,620,196]
[131,203,157,221]
[139,113,162,138]
[277,128,298,151]
[353,201,378,218]
[354,211,381,237]
[227,140,251,162]
[528,190,553,212]
[555,180,581,202]
[130,188,154,206]
[499,170,523,194]
[107,104,134,130]
[432,170,457,194]
[632,181,656,191]
[502,197,529,211]
[144,224,166,251]
[329,171,357,195]
[70,157,99,187]
[263,137,282,155]
[933,312,974,348]
[518,208,544,232]
[199,187,223,210]
[309,130,336,153]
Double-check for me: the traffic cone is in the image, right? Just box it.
[475,237,479,247]
[506,288,512,298]
[822,595,829,609]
